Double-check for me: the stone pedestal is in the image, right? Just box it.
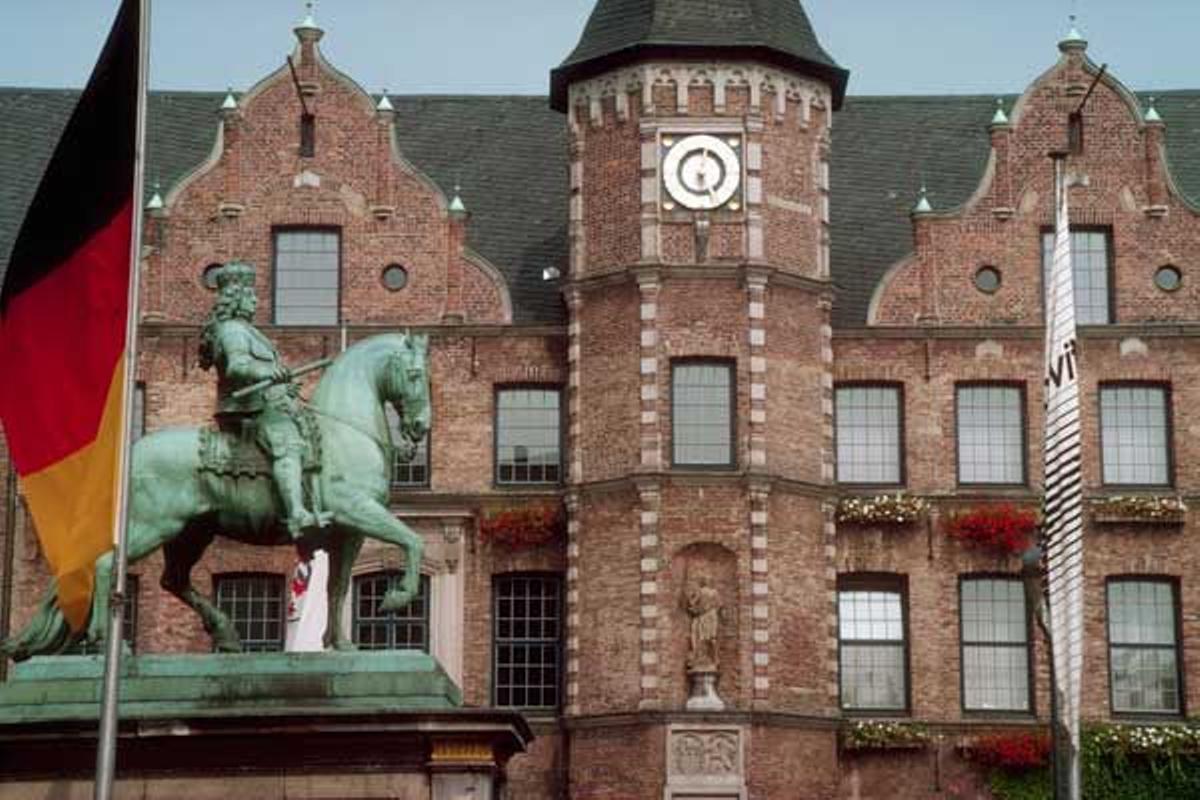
[686,669,725,711]
[0,652,531,799]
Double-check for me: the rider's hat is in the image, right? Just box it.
[213,262,257,291]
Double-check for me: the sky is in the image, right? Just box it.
[0,1,1197,97]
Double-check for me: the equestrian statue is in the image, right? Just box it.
[3,263,430,659]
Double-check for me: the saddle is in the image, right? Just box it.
[198,409,323,478]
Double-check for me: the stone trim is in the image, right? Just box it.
[637,480,663,709]
[568,63,832,129]
[638,272,663,470]
[746,273,769,470]
[564,491,582,716]
[748,484,771,706]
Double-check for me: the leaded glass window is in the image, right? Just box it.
[1042,228,1112,325]
[214,573,286,652]
[672,361,734,468]
[835,385,902,484]
[352,572,430,651]
[1108,579,1181,714]
[1100,385,1171,486]
[273,229,339,325]
[386,405,429,488]
[495,388,561,485]
[961,578,1031,712]
[957,385,1025,484]
[838,577,908,711]
[493,574,562,709]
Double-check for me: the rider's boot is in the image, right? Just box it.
[275,451,318,541]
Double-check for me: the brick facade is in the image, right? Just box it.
[2,9,1200,800]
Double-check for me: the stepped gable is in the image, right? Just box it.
[550,0,848,110]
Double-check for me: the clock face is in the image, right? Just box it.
[662,134,741,211]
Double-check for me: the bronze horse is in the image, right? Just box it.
[3,333,430,659]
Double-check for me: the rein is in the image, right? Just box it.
[303,401,397,462]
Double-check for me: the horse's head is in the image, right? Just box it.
[384,334,432,446]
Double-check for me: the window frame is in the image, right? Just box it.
[670,358,737,471]
[954,382,1028,487]
[1098,381,1175,489]
[492,572,564,711]
[212,571,287,653]
[493,384,564,487]
[1039,224,1116,326]
[957,573,1036,716]
[1105,575,1186,718]
[270,226,342,327]
[836,573,911,715]
[834,382,907,487]
[351,571,432,652]
[386,404,430,490]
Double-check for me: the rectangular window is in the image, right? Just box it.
[1100,384,1172,486]
[386,405,429,488]
[835,385,903,484]
[672,361,734,468]
[1041,227,1112,325]
[273,228,340,326]
[1107,579,1182,715]
[299,113,315,158]
[956,384,1025,484]
[352,572,430,651]
[214,573,286,652]
[838,575,908,711]
[495,387,561,485]
[960,577,1031,712]
[68,575,138,655]
[493,574,562,709]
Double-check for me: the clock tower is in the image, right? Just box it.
[551,1,849,795]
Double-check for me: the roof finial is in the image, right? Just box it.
[1060,13,1087,51]
[146,179,165,213]
[221,86,238,111]
[1144,95,1163,124]
[449,182,468,216]
[913,184,932,215]
[991,98,1009,126]
[295,0,324,41]
[376,89,394,113]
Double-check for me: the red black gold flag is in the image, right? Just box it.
[0,0,141,632]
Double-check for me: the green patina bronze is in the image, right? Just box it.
[2,264,431,659]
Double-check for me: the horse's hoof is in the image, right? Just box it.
[214,639,243,653]
[330,638,357,652]
[380,590,413,612]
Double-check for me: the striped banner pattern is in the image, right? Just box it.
[1042,156,1084,789]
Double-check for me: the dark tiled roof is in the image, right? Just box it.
[550,0,848,109]
[1,88,1198,328]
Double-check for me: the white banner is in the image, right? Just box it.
[1043,156,1084,798]
[285,549,328,652]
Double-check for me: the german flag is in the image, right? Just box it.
[0,0,141,632]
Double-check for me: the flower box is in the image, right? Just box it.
[836,494,928,526]
[1090,496,1187,525]
[840,721,931,752]
[478,504,565,550]
[959,732,1051,770]
[944,504,1039,556]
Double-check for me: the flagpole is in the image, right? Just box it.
[95,0,151,798]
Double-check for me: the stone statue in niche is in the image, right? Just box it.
[683,574,724,710]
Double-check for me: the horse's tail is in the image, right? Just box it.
[0,578,78,662]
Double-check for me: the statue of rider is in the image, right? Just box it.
[199,263,322,540]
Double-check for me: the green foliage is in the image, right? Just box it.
[987,724,1200,800]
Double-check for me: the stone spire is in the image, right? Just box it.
[550,0,848,110]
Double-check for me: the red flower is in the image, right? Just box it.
[479,505,565,550]
[967,732,1051,770]
[945,504,1038,556]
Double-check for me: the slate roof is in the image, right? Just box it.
[550,0,848,110]
[0,88,1198,328]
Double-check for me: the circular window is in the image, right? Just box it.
[974,265,1001,294]
[382,263,409,291]
[1154,264,1182,292]
[202,263,222,290]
